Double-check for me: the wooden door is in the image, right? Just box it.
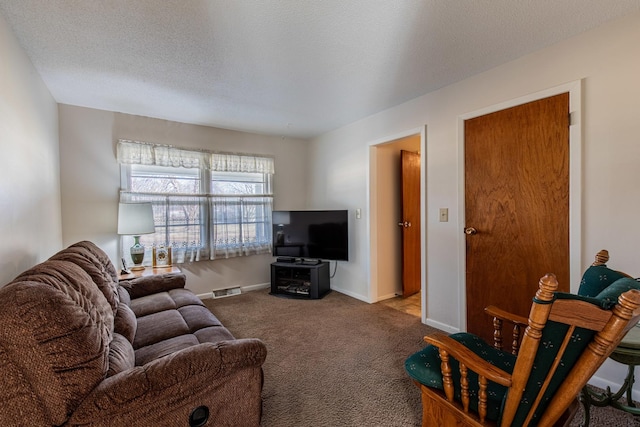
[465,93,570,343]
[401,150,421,297]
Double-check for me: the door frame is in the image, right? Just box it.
[367,126,427,319]
[456,80,583,331]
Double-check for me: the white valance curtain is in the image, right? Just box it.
[117,139,275,173]
[117,140,274,265]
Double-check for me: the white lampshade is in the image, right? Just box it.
[117,203,155,235]
[273,211,290,226]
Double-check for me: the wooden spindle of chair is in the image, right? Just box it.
[439,349,454,402]
[493,317,503,351]
[460,364,470,413]
[478,376,488,423]
[512,324,521,355]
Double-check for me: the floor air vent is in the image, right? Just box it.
[212,287,242,299]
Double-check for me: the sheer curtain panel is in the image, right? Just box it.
[117,140,274,265]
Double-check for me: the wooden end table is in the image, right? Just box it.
[580,325,640,425]
[118,265,181,282]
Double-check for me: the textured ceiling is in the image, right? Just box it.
[2,1,640,139]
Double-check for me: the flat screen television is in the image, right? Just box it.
[272,210,349,261]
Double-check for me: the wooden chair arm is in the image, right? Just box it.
[424,333,512,387]
[485,305,528,327]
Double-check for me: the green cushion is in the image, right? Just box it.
[555,291,609,308]
[577,264,627,297]
[509,320,593,425]
[405,332,516,422]
[595,277,640,306]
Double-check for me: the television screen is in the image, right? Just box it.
[272,210,349,261]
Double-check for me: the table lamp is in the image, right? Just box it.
[272,211,290,245]
[117,202,155,270]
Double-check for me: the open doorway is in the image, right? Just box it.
[369,132,422,318]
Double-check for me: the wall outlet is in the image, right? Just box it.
[439,208,448,222]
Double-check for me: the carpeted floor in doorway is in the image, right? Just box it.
[204,289,640,427]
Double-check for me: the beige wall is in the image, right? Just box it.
[58,105,309,296]
[307,12,640,393]
[0,13,60,286]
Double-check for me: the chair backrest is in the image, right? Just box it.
[499,273,640,426]
[577,249,632,297]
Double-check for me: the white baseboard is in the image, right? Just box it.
[375,292,402,302]
[196,292,213,300]
[425,318,460,334]
[329,285,369,303]
[241,282,270,292]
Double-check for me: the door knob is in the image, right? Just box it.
[397,221,411,228]
[464,227,478,235]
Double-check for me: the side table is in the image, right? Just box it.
[580,325,640,425]
[118,265,181,282]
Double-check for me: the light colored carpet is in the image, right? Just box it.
[205,289,640,427]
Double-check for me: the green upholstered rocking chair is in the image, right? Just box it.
[405,250,640,427]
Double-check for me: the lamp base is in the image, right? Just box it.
[130,235,146,271]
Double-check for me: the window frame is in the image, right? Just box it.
[120,162,273,263]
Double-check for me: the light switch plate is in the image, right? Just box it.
[439,208,448,222]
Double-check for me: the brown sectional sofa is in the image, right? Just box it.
[0,241,267,426]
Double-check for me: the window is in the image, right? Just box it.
[118,140,274,264]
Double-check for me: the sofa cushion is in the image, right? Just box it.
[135,335,201,366]
[49,240,120,312]
[130,292,177,317]
[194,326,236,344]
[122,273,187,299]
[131,290,236,366]
[134,310,191,349]
[179,304,224,332]
[129,288,206,318]
[169,288,206,308]
[107,333,135,377]
[118,284,132,306]
[0,260,113,426]
[114,303,137,343]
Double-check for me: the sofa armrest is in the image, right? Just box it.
[121,273,187,299]
[69,338,267,426]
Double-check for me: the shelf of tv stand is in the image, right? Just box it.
[270,261,330,299]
